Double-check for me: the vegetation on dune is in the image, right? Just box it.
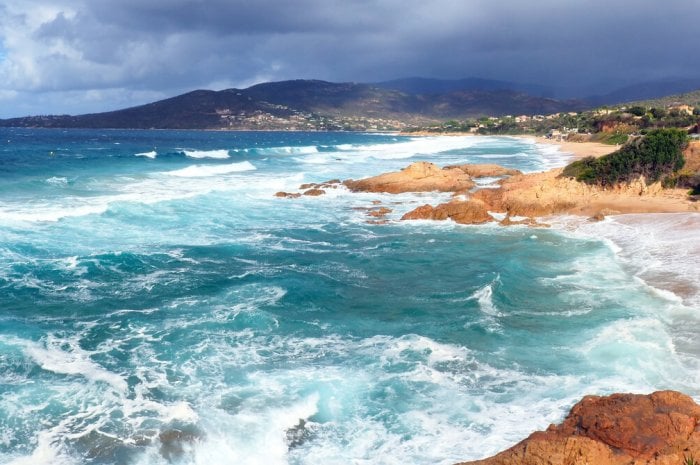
[561,128,689,186]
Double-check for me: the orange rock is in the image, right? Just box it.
[447,163,522,178]
[401,200,493,224]
[457,390,700,465]
[344,161,475,194]
[274,191,301,198]
[303,188,326,196]
[367,207,392,218]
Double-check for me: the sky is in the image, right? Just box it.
[0,0,698,118]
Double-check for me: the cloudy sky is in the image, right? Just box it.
[0,0,698,118]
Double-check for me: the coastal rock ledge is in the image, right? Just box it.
[457,390,700,465]
[343,161,476,194]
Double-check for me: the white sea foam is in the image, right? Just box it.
[564,213,700,307]
[534,143,574,170]
[5,430,72,465]
[22,336,128,393]
[0,202,110,223]
[165,161,257,177]
[183,149,231,159]
[296,136,480,165]
[45,176,68,186]
[135,150,157,159]
[469,277,502,317]
[256,145,319,156]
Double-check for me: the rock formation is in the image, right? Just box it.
[470,168,687,218]
[277,158,696,223]
[457,390,700,465]
[303,188,326,196]
[446,163,522,178]
[344,161,475,194]
[401,200,493,224]
[274,191,302,198]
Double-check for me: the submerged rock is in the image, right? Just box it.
[367,206,392,218]
[457,390,700,465]
[286,419,315,449]
[159,428,200,461]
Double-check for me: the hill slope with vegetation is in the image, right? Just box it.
[561,129,699,192]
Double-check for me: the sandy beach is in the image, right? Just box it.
[403,131,620,160]
[514,135,620,159]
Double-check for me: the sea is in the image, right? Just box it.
[0,128,698,465]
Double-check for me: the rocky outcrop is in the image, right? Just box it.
[401,200,493,224]
[303,188,326,196]
[446,163,522,178]
[457,390,700,465]
[468,167,693,218]
[274,191,302,198]
[344,162,475,194]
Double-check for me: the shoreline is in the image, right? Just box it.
[555,212,700,307]
[403,131,620,160]
[508,134,620,160]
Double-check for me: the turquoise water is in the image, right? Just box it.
[0,129,698,465]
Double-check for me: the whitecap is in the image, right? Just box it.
[469,275,502,317]
[256,145,319,156]
[135,150,157,159]
[182,149,230,159]
[45,176,68,186]
[165,161,257,177]
[0,203,110,223]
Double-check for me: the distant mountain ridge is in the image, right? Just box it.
[0,80,584,131]
[586,78,700,106]
[374,77,554,98]
[1,77,698,131]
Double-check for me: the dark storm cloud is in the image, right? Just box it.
[0,0,698,117]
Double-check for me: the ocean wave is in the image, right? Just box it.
[295,135,481,164]
[182,149,231,159]
[564,213,700,308]
[135,150,157,159]
[165,161,257,177]
[0,203,110,223]
[255,145,320,156]
[469,276,502,317]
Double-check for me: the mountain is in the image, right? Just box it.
[374,77,554,98]
[587,78,700,106]
[0,80,584,131]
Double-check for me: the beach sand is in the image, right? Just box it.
[521,136,619,159]
[403,131,620,159]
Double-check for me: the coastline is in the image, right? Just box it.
[405,133,698,217]
[402,131,620,160]
[508,134,620,160]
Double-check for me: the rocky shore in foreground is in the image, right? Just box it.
[458,390,700,465]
